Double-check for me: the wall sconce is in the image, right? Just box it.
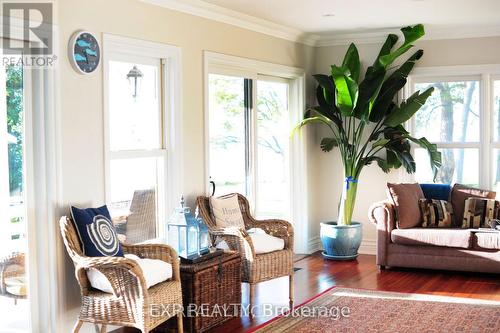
[126,65,143,98]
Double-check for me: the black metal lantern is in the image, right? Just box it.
[126,65,143,98]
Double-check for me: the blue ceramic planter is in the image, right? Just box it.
[320,221,362,260]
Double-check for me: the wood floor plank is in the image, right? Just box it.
[111,253,500,333]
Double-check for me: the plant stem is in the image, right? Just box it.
[338,173,358,225]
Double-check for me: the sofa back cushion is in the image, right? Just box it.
[450,184,496,227]
[387,183,425,229]
[462,198,499,228]
[419,199,453,228]
[419,184,451,201]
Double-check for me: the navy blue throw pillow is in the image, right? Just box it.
[420,184,452,201]
[70,205,124,257]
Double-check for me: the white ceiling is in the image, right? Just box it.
[143,0,500,45]
[202,0,500,34]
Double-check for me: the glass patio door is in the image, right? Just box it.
[255,78,290,219]
[208,73,291,219]
[0,60,31,331]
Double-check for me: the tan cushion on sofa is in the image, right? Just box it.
[391,228,472,249]
[450,184,496,227]
[387,183,425,229]
[473,232,500,250]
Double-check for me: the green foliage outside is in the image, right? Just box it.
[6,65,24,196]
[209,76,286,157]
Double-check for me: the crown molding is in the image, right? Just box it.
[315,25,500,47]
[140,0,320,46]
[315,28,397,47]
[140,1,500,48]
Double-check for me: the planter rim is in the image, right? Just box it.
[321,221,362,228]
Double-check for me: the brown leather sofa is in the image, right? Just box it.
[369,201,500,274]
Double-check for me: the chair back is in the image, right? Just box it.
[126,189,156,243]
[59,216,94,295]
[59,216,84,262]
[196,193,253,231]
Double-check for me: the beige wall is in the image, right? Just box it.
[56,0,315,330]
[54,0,500,328]
[313,36,500,254]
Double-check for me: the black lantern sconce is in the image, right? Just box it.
[126,65,143,98]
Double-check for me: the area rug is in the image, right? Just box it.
[250,287,500,333]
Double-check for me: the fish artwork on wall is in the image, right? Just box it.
[69,30,100,74]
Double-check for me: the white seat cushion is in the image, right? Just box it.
[5,276,27,296]
[87,254,172,293]
[248,228,285,254]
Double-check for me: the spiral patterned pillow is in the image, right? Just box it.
[70,205,123,257]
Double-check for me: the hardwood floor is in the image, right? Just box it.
[113,252,500,333]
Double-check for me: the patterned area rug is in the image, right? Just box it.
[251,287,500,333]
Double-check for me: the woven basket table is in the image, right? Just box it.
[179,252,241,333]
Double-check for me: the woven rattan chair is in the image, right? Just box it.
[0,252,27,304]
[59,216,183,333]
[196,194,294,310]
[113,189,157,244]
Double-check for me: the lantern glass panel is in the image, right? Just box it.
[187,225,199,257]
[178,226,187,258]
[198,219,210,253]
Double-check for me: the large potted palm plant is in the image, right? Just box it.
[295,24,441,260]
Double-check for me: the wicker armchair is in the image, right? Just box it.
[196,194,294,310]
[59,216,183,333]
[0,252,27,304]
[113,189,157,244]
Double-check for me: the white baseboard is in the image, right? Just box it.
[307,236,321,254]
[358,238,376,255]
[306,236,377,255]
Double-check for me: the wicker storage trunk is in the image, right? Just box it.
[180,252,241,333]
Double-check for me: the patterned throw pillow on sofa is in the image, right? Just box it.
[418,199,453,228]
[462,198,499,229]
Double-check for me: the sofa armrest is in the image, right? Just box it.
[368,200,396,266]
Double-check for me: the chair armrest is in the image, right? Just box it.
[210,227,256,261]
[248,219,294,250]
[0,253,26,293]
[122,243,181,281]
[112,215,129,223]
[368,200,395,266]
[75,256,148,297]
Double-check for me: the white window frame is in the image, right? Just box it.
[204,51,308,253]
[1,17,61,332]
[103,34,183,239]
[405,64,500,189]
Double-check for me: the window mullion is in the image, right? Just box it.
[479,74,494,188]
[244,78,252,200]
